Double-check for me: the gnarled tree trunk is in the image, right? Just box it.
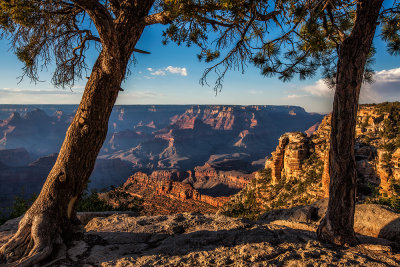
[0,10,150,264]
[317,0,383,246]
[0,51,125,266]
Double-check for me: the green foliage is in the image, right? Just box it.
[221,187,260,220]
[1,0,399,93]
[0,194,37,226]
[9,194,37,218]
[222,158,324,219]
[0,189,144,226]
[256,168,272,183]
[77,190,144,213]
[369,196,400,213]
[367,179,400,213]
[381,151,393,169]
[76,190,114,213]
[381,15,400,56]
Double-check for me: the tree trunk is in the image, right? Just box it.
[0,0,156,260]
[0,51,126,266]
[317,0,383,246]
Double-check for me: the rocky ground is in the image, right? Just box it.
[1,202,400,266]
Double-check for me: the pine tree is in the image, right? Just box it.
[163,0,399,245]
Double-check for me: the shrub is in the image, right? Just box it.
[256,168,272,183]
[79,189,144,213]
[0,194,37,225]
[77,190,114,212]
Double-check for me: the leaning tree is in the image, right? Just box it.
[164,0,399,245]
[0,0,295,265]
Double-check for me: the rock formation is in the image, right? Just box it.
[100,162,257,216]
[101,172,229,215]
[265,133,310,184]
[222,102,400,218]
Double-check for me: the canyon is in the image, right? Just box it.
[100,165,255,215]
[0,104,323,212]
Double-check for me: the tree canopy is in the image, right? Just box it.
[0,0,400,265]
[1,1,399,89]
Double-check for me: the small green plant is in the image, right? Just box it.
[0,194,37,225]
[256,168,272,183]
[77,190,114,212]
[78,189,144,213]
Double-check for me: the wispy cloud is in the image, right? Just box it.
[147,66,188,77]
[151,70,167,76]
[288,67,400,103]
[0,87,81,95]
[302,80,334,98]
[165,66,187,76]
[116,90,165,104]
[360,68,400,103]
[287,94,306,99]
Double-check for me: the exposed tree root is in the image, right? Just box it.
[0,213,62,267]
[317,217,359,247]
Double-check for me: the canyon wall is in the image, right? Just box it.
[222,102,400,218]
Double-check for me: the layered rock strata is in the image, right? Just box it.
[221,102,400,217]
[102,172,230,216]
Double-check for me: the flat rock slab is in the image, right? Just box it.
[2,210,400,266]
[262,199,400,242]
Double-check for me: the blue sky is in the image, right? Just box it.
[0,24,399,113]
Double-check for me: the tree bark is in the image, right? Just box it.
[317,0,383,246]
[0,2,153,264]
[0,50,126,266]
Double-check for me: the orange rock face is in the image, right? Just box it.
[102,164,254,216]
[107,172,230,215]
[265,133,309,184]
[264,103,400,198]
[392,148,400,181]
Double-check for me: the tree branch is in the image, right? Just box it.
[133,48,150,54]
[71,0,115,49]
[143,11,172,25]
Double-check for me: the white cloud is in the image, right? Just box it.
[0,87,81,95]
[147,66,188,77]
[116,91,165,104]
[287,94,305,99]
[0,87,86,104]
[165,66,187,76]
[151,70,166,76]
[294,67,400,104]
[360,68,400,103]
[303,79,334,97]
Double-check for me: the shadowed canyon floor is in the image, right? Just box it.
[1,203,400,266]
[0,105,323,214]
